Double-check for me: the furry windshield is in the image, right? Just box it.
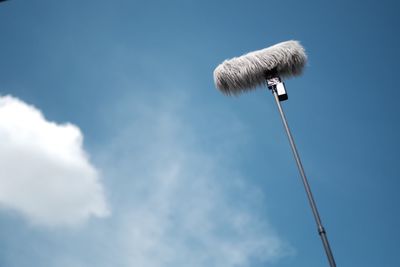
[213,40,307,95]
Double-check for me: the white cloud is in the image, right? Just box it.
[0,95,109,226]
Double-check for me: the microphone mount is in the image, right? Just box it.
[267,77,288,102]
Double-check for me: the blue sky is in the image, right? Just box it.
[0,0,399,266]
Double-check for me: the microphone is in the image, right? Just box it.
[212,41,337,267]
[213,40,307,99]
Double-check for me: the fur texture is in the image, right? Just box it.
[213,40,307,95]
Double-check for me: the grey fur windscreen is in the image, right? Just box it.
[213,40,307,95]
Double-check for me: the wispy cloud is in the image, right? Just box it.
[91,89,292,266]
[0,95,109,226]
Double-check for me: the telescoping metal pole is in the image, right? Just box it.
[267,78,336,267]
